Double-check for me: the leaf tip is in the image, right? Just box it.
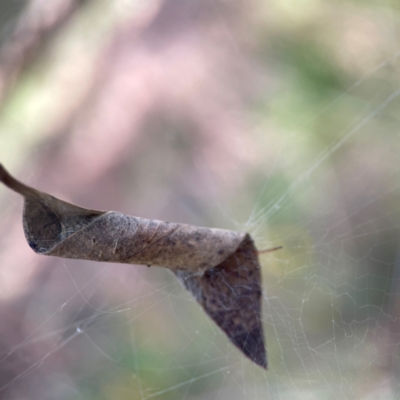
[230,325,268,369]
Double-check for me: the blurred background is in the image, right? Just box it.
[0,0,400,398]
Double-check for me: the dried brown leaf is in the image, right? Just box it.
[0,165,267,368]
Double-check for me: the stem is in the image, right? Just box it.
[257,245,282,254]
[0,164,39,198]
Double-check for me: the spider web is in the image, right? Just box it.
[1,4,400,400]
[1,88,399,400]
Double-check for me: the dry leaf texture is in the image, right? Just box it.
[0,164,267,368]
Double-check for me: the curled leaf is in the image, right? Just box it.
[0,165,268,368]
